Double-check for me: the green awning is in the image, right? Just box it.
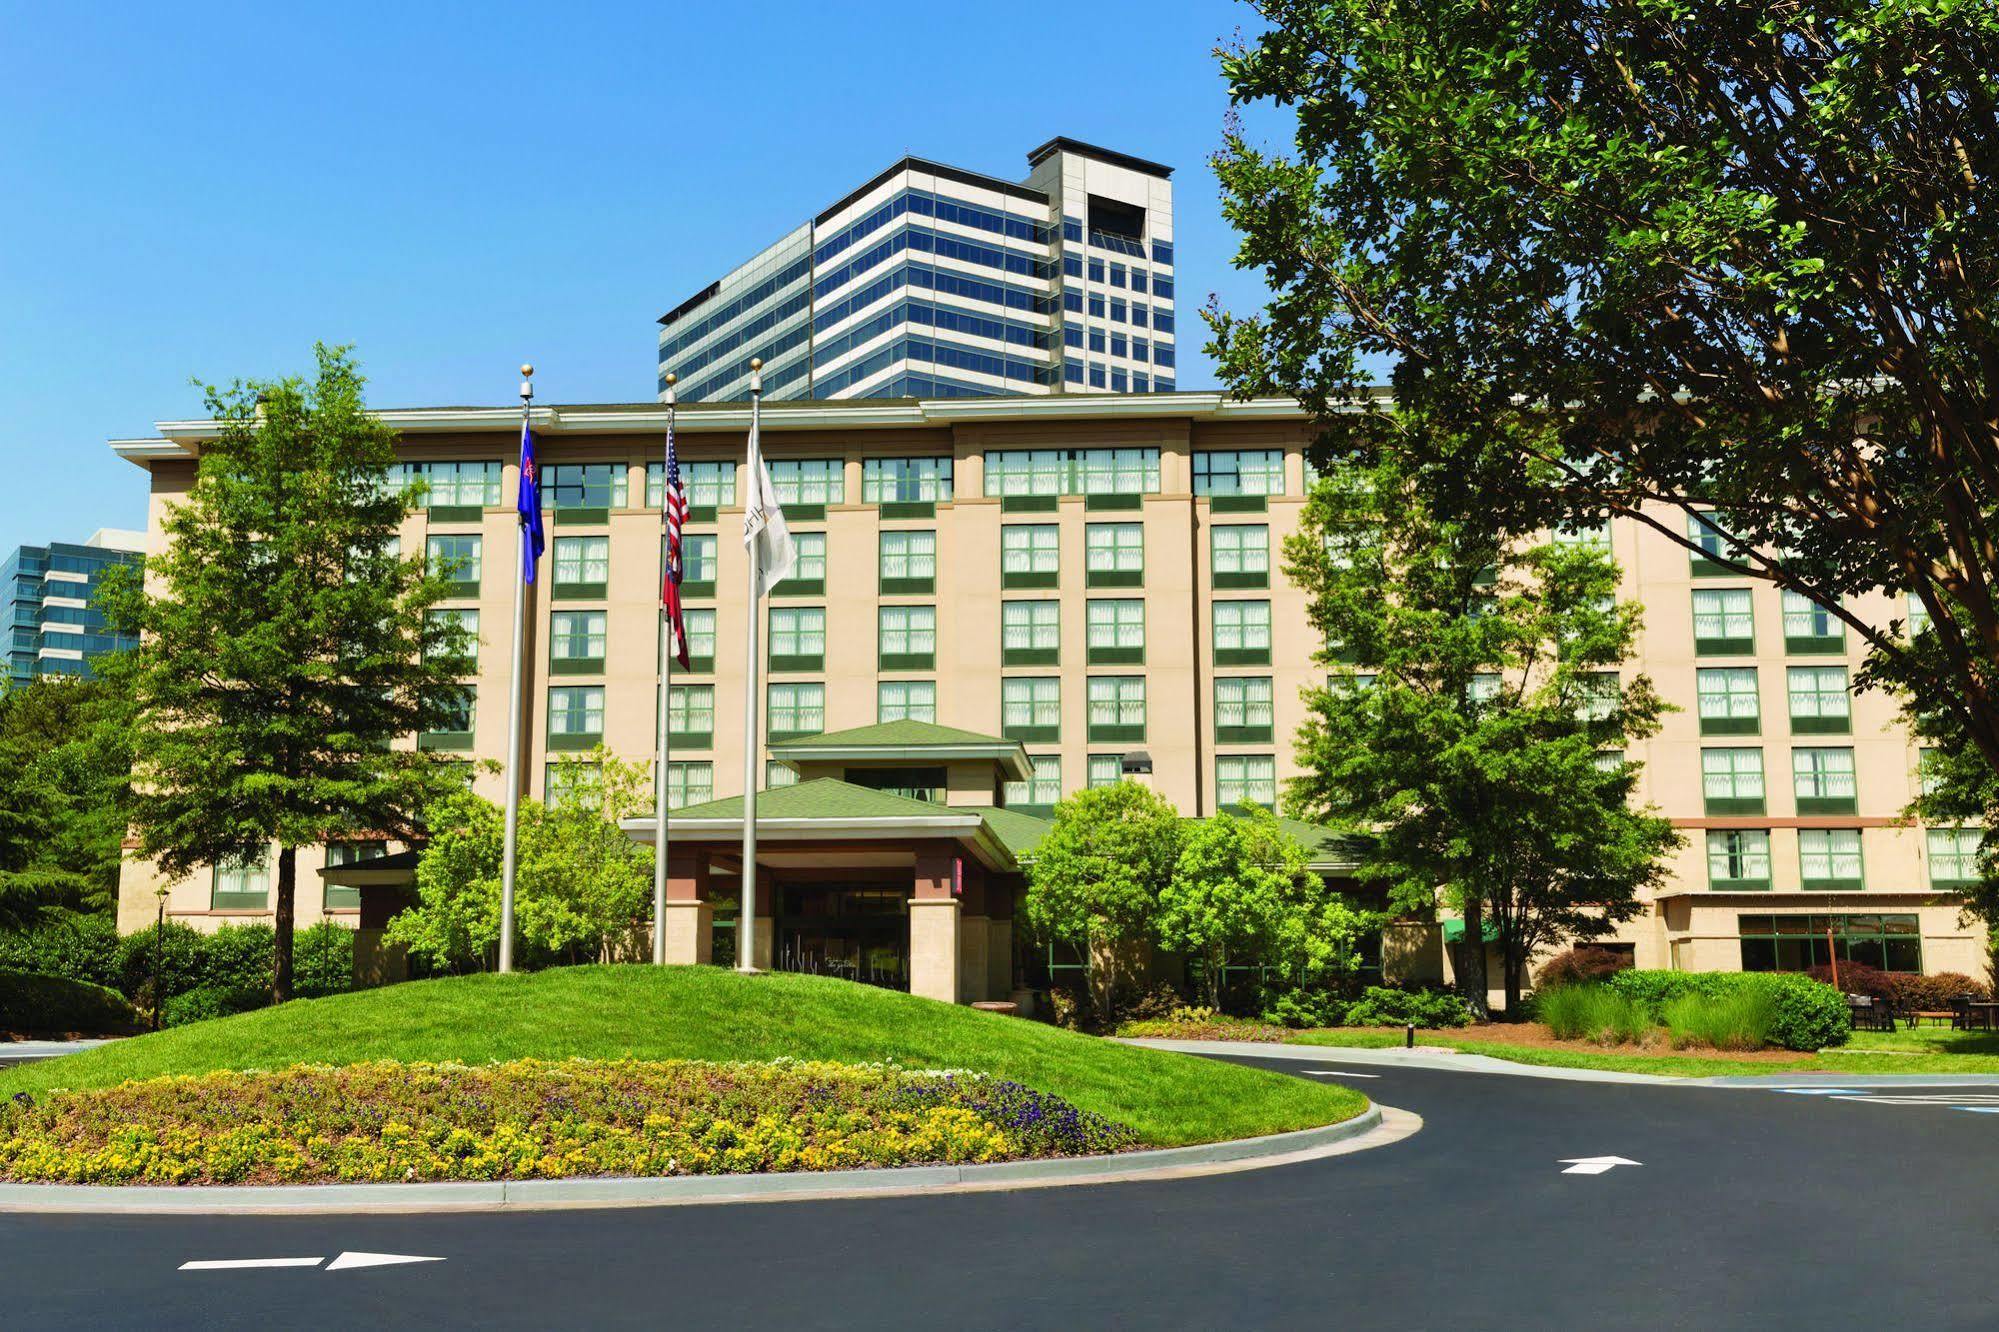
[1441,918,1500,944]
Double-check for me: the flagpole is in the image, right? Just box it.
[739,359,763,974]
[499,364,533,974]
[652,376,678,965]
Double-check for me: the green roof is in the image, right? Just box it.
[767,720,1019,751]
[968,806,1056,859]
[667,778,968,823]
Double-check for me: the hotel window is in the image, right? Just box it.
[774,531,826,595]
[681,533,718,592]
[426,608,480,668]
[879,605,936,670]
[1702,747,1766,815]
[1088,676,1146,742]
[863,456,953,505]
[1687,512,1739,574]
[985,450,1067,498]
[1929,828,1983,887]
[647,459,736,511]
[1553,520,1612,549]
[1706,830,1772,890]
[878,680,936,724]
[1787,666,1851,734]
[1002,677,1061,741]
[1691,587,1755,654]
[1076,448,1160,499]
[1212,526,1270,588]
[545,761,602,810]
[1906,592,1932,637]
[1799,828,1864,889]
[1919,746,1945,796]
[402,460,501,512]
[1781,590,1843,653]
[423,688,475,751]
[1217,754,1278,808]
[1003,755,1062,814]
[543,463,627,516]
[547,685,604,748]
[1214,601,1272,666]
[1739,913,1920,973]
[1468,673,1504,705]
[1576,672,1621,723]
[551,535,609,597]
[769,607,825,671]
[765,761,799,790]
[1087,599,1145,665]
[681,607,716,668]
[880,530,936,593]
[1002,524,1060,587]
[767,682,825,739]
[1085,522,1143,587]
[1088,754,1124,787]
[665,761,714,810]
[1696,667,1760,735]
[549,610,606,672]
[668,684,713,747]
[1002,600,1060,665]
[1215,675,1275,743]
[1193,449,1286,498]
[211,855,270,910]
[1793,746,1858,814]
[767,458,844,508]
[426,534,482,592]
[323,840,385,911]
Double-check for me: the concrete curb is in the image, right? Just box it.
[0,1103,1420,1215]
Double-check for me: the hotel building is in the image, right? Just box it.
[108,393,1982,1002]
[655,138,1177,403]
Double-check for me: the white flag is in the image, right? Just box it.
[742,415,796,600]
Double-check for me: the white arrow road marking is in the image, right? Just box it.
[1773,1087,1864,1095]
[180,1257,325,1271]
[325,1252,445,1272]
[1305,1069,1381,1078]
[1560,1156,1642,1176]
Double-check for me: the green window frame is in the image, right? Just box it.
[1792,746,1858,814]
[764,760,799,790]
[1076,448,1160,502]
[1002,676,1060,742]
[1738,913,1921,973]
[983,448,1160,506]
[1782,590,1845,654]
[211,855,270,910]
[769,606,826,672]
[1001,524,1059,588]
[551,535,609,599]
[543,462,627,522]
[1002,754,1062,816]
[322,840,386,911]
[1002,600,1060,666]
[878,604,936,670]
[985,448,1067,508]
[420,686,476,751]
[767,458,844,514]
[1799,828,1864,890]
[1087,754,1124,787]
[1193,449,1284,506]
[544,761,602,810]
[1701,746,1766,815]
[679,607,716,673]
[1212,525,1270,589]
[426,534,482,594]
[773,531,826,596]
[426,607,480,670]
[1088,675,1146,743]
[664,760,714,810]
[879,530,936,594]
[1687,512,1740,576]
[863,456,953,506]
[878,680,936,724]
[399,460,501,517]
[1692,587,1755,655]
[547,685,604,749]
[1906,592,1932,638]
[680,533,718,598]
[1553,521,1612,549]
[669,684,714,749]
[1696,667,1760,735]
[1787,665,1851,734]
[1216,675,1275,743]
[1928,827,1983,888]
[1706,829,1771,891]
[549,610,606,674]
[767,682,825,741]
[1217,754,1278,808]
[648,459,735,515]
[1214,600,1272,666]
[1084,523,1143,587]
[1086,598,1145,665]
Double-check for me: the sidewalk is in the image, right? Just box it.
[0,1040,114,1069]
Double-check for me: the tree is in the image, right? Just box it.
[1282,452,1679,1015]
[96,344,472,1002]
[1158,803,1371,1009]
[0,677,133,930]
[1022,780,1182,1026]
[1210,3,1999,859]
[387,749,656,972]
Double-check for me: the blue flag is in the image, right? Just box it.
[517,418,546,583]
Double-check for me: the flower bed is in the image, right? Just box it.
[0,1057,1140,1186]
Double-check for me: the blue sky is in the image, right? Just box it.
[0,0,1279,547]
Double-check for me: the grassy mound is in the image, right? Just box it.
[0,966,1363,1147]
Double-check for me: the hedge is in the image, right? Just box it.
[0,970,144,1038]
[1604,970,1850,1051]
[0,915,122,990]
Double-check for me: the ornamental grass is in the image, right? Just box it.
[0,1057,1140,1186]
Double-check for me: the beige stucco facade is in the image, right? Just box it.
[111,392,1978,990]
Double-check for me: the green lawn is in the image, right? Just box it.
[1285,1025,1999,1078]
[0,966,1364,1147]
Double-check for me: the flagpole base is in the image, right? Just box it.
[734,965,763,977]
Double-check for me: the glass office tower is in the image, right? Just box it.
[0,529,144,690]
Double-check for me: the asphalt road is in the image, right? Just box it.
[6,1056,1997,1330]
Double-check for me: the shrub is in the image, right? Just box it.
[1803,960,1894,1002]
[161,983,268,1028]
[1662,989,1777,1051]
[202,923,276,995]
[1604,970,1849,1051]
[115,919,207,1013]
[1045,986,1083,1031]
[0,969,143,1037]
[1535,946,1633,990]
[294,922,356,999]
[1889,972,1990,1010]
[1114,980,1187,1024]
[0,914,122,989]
[1538,983,1651,1044]
[1258,984,1344,1029]
[1342,985,1473,1029]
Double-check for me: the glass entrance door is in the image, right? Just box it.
[776,885,908,990]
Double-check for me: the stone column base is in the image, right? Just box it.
[908,898,961,1004]
[661,900,714,966]
[986,918,1013,1002]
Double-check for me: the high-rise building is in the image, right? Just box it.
[656,138,1177,403]
[0,529,145,691]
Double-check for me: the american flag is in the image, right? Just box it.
[660,416,691,670]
